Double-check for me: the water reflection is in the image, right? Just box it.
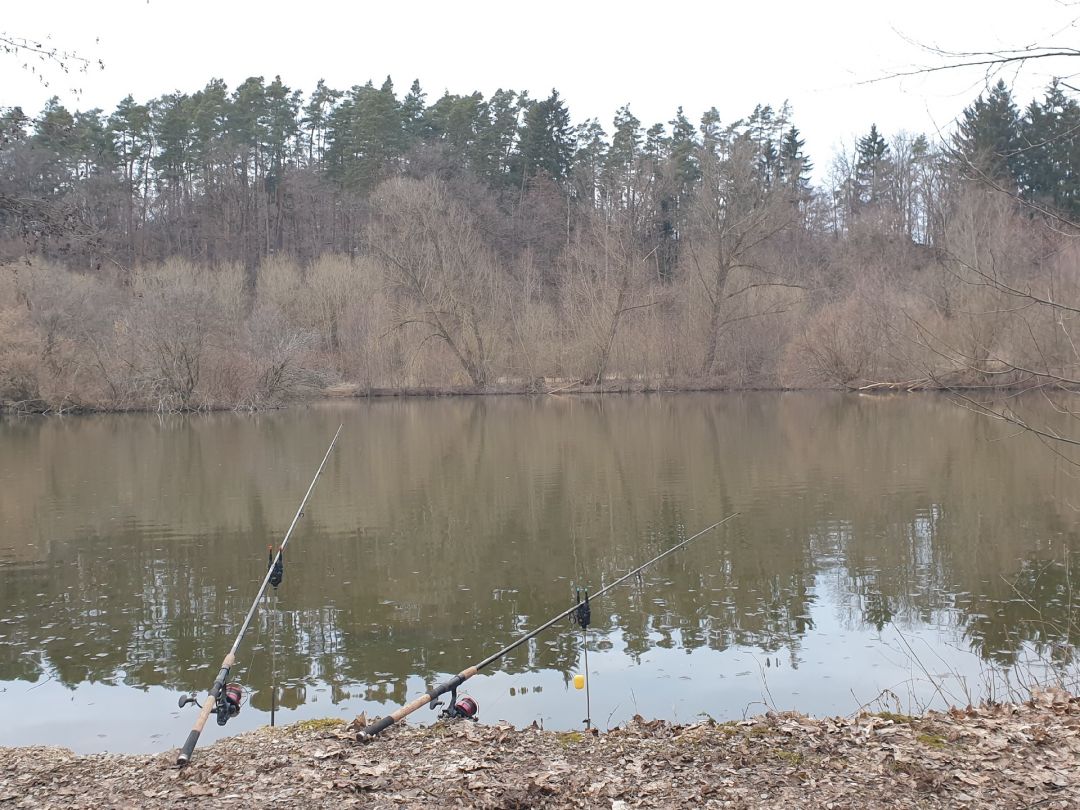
[0,393,1078,752]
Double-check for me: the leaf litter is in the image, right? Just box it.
[1,687,1078,808]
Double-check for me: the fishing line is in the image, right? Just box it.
[359,514,739,740]
[240,598,265,684]
[270,588,278,726]
[175,424,342,767]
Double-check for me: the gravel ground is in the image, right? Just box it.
[2,687,1079,808]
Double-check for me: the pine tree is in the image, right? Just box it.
[854,123,891,209]
[0,106,30,147]
[228,76,269,194]
[571,118,607,207]
[401,79,427,141]
[746,103,781,183]
[779,126,812,194]
[151,92,194,208]
[1021,80,1080,216]
[72,108,114,178]
[699,107,722,161]
[189,79,229,187]
[511,89,574,189]
[668,107,700,196]
[325,78,404,192]
[422,90,487,178]
[650,106,700,281]
[603,105,642,211]
[33,97,78,194]
[476,89,521,188]
[302,79,341,164]
[108,94,153,249]
[264,76,301,182]
[952,79,1022,186]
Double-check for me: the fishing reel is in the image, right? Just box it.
[177,683,243,725]
[431,685,479,722]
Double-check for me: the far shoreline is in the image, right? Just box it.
[0,378,1042,417]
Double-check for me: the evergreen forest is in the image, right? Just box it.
[2,74,1079,410]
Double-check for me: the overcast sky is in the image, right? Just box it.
[5,0,1080,177]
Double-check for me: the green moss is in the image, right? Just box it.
[556,731,584,747]
[291,718,344,732]
[875,712,917,724]
[916,733,946,749]
[772,748,803,766]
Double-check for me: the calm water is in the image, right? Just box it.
[1,393,1078,753]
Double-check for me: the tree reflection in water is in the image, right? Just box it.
[1,393,1078,746]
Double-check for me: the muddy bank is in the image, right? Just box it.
[2,689,1078,808]
[0,379,1016,416]
[0,379,786,414]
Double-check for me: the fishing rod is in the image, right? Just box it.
[175,424,343,767]
[358,513,739,740]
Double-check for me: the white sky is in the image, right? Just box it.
[4,0,1080,177]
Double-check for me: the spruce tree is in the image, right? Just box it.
[1022,80,1080,216]
[854,123,891,208]
[0,106,29,147]
[401,79,427,141]
[952,79,1022,186]
[779,126,812,193]
[511,89,574,188]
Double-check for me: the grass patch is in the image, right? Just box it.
[556,731,585,747]
[875,712,917,724]
[745,725,775,737]
[916,733,947,749]
[772,748,803,766]
[291,718,344,732]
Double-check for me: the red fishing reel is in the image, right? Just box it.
[433,686,479,722]
[177,682,243,726]
[453,696,478,719]
[215,683,243,725]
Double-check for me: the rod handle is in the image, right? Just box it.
[176,655,233,766]
[360,714,397,738]
[176,729,201,766]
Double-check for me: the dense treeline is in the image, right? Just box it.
[1,75,1079,410]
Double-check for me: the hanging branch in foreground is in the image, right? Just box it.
[0,32,104,89]
[861,26,1080,85]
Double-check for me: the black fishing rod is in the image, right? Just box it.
[176,424,343,766]
[358,513,739,740]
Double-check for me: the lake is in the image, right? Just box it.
[1,392,1077,753]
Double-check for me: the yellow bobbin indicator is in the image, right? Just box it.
[573,674,585,690]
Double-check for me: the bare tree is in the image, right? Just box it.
[369,177,507,387]
[873,17,1080,454]
[561,209,658,385]
[686,136,803,377]
[128,261,218,411]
